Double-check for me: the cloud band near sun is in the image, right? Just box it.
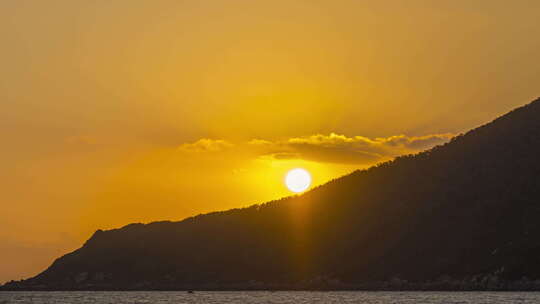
[178,133,455,165]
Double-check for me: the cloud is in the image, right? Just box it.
[178,139,234,152]
[378,134,455,150]
[249,133,454,164]
[179,133,454,164]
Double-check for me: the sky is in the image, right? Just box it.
[1,0,540,283]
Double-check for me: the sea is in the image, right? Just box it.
[1,291,540,304]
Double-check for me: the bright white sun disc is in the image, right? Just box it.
[285,168,312,193]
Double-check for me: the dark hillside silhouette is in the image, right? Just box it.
[3,98,540,290]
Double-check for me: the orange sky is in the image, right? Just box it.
[1,0,540,283]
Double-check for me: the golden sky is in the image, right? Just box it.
[1,0,539,283]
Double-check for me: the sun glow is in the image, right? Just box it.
[285,168,312,193]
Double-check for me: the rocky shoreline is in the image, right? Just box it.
[4,274,540,291]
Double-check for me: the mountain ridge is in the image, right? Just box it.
[3,97,540,291]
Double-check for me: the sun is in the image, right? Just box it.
[285,168,312,193]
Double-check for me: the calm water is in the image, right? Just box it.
[1,291,540,304]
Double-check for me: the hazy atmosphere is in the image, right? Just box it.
[1,0,539,284]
